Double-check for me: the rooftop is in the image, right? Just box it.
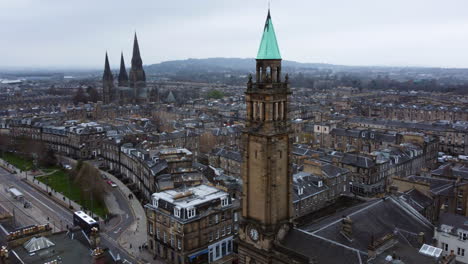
[152,184,228,209]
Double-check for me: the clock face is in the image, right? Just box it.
[249,227,259,241]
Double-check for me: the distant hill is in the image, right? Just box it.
[144,58,337,75]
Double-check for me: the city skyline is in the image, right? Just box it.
[2,0,468,69]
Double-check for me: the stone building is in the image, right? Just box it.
[101,33,149,105]
[292,160,349,218]
[237,10,310,264]
[208,147,242,178]
[145,184,240,264]
[434,213,468,263]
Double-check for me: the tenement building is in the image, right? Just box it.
[146,184,240,264]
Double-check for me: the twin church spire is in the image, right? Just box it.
[101,32,146,104]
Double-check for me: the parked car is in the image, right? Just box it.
[106,180,117,188]
[100,173,108,180]
[63,164,72,170]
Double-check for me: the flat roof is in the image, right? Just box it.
[152,184,227,209]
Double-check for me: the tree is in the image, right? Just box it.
[39,148,57,168]
[206,89,224,99]
[73,162,108,208]
[73,87,87,104]
[86,86,100,102]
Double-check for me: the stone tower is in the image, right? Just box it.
[102,52,114,105]
[118,52,129,87]
[129,33,147,104]
[238,10,294,264]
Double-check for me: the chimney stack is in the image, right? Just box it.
[417,232,425,245]
[0,246,9,264]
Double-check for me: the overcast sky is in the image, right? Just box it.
[2,0,468,69]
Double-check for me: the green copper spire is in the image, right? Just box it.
[256,10,281,60]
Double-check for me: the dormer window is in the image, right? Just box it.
[298,187,304,195]
[318,181,323,188]
[153,198,159,208]
[221,196,230,207]
[187,207,196,219]
[174,206,181,218]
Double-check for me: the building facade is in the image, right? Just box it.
[146,184,240,264]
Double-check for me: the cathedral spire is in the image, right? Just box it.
[118,52,129,86]
[102,52,114,104]
[103,52,113,80]
[256,9,281,60]
[129,32,147,104]
[132,32,143,67]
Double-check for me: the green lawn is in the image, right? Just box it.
[1,152,33,171]
[37,170,108,218]
[2,152,108,218]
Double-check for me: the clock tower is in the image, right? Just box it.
[238,10,297,264]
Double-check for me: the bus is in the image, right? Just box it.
[73,211,99,234]
[8,187,24,201]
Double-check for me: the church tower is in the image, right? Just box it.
[129,33,147,104]
[238,10,295,264]
[102,52,114,104]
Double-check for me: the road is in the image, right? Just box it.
[0,166,141,263]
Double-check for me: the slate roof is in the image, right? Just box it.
[439,212,468,231]
[282,197,434,264]
[341,153,375,168]
[400,189,433,213]
[292,172,328,202]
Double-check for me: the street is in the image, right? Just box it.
[0,166,141,263]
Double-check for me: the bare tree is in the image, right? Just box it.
[73,162,108,207]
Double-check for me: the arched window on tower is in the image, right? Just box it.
[277,67,281,82]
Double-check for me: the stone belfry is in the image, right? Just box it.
[102,52,114,104]
[238,9,295,264]
[129,33,148,104]
[118,52,129,87]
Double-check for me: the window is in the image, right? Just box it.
[222,226,226,237]
[234,212,239,222]
[458,247,465,256]
[148,222,154,235]
[156,228,160,239]
[209,248,214,262]
[215,244,220,258]
[163,232,167,243]
[209,232,213,242]
[216,229,220,239]
[221,196,229,207]
[442,243,448,251]
[459,231,468,241]
[187,208,196,219]
[228,240,232,253]
[177,239,181,250]
[170,234,175,247]
[227,226,232,234]
[222,242,227,256]
[215,214,219,224]
[153,198,159,208]
[174,207,181,218]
